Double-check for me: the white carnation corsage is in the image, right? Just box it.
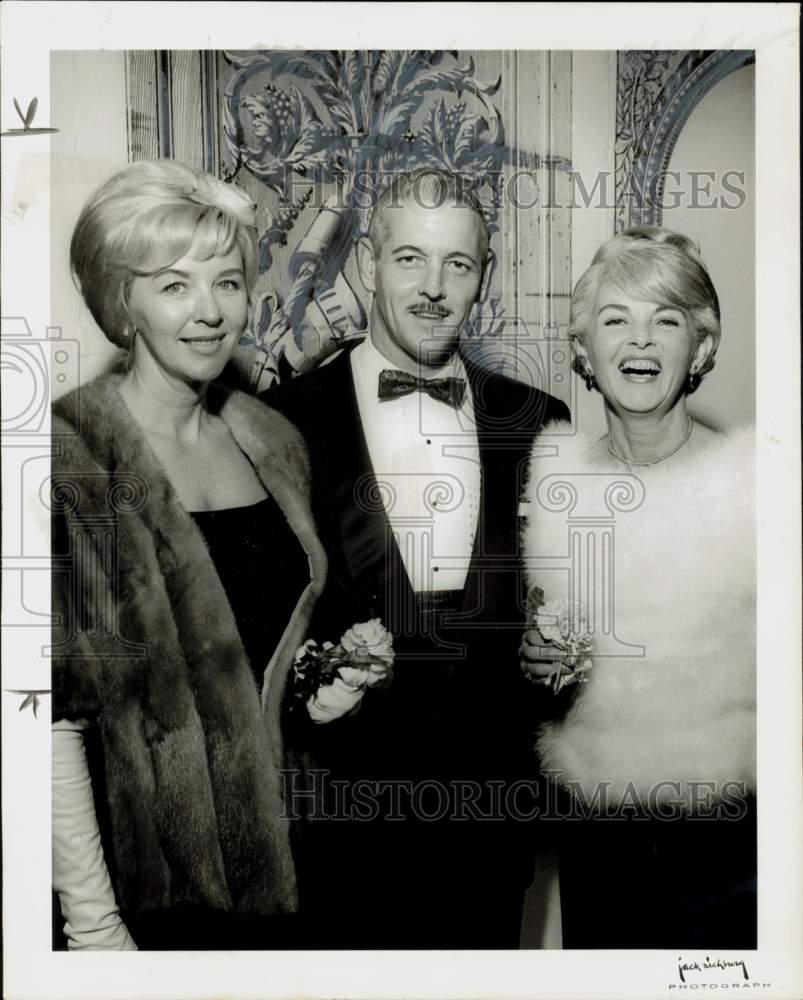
[526,589,593,694]
[292,619,395,723]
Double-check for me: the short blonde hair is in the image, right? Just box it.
[368,169,491,261]
[570,227,721,392]
[70,159,258,347]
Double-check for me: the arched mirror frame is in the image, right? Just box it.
[615,49,755,232]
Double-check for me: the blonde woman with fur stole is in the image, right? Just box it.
[51,160,330,950]
[520,227,756,949]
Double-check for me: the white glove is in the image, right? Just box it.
[52,719,138,950]
[306,676,365,724]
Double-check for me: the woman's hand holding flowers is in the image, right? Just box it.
[294,619,395,723]
[519,629,574,686]
[306,675,366,723]
[521,590,594,693]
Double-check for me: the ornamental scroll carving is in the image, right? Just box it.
[615,49,755,233]
[220,50,508,390]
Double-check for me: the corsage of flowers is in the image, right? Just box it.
[293,619,395,723]
[526,587,593,694]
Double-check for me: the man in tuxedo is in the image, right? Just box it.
[267,169,569,949]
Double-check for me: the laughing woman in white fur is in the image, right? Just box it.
[520,227,755,949]
[51,160,329,949]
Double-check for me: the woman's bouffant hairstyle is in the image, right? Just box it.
[70,159,259,348]
[570,226,721,393]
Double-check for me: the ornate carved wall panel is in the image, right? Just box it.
[124,49,573,405]
[615,49,755,232]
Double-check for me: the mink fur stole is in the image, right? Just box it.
[51,371,327,923]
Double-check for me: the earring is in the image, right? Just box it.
[686,367,701,394]
[584,370,598,392]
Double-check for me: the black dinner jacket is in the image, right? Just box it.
[265,342,570,949]
[265,341,570,773]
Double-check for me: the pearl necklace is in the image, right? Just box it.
[608,416,694,467]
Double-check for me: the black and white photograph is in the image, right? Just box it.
[1,4,800,999]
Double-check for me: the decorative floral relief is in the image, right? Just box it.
[615,50,754,232]
[615,50,683,233]
[220,50,507,389]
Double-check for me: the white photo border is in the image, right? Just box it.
[1,3,800,999]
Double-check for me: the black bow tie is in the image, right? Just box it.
[377,369,466,408]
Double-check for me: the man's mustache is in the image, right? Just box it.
[407,304,452,319]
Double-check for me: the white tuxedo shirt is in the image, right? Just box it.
[350,336,481,592]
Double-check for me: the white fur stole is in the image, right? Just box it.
[522,423,756,808]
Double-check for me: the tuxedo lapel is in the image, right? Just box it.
[467,360,508,551]
[323,352,416,627]
[458,361,523,625]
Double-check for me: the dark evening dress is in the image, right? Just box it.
[554,790,757,949]
[158,494,311,950]
[191,495,310,692]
